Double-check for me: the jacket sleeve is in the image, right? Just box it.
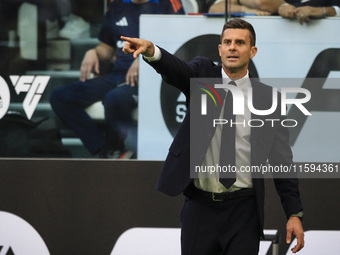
[269,95,303,218]
[145,47,207,97]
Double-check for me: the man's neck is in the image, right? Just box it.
[222,67,248,81]
[222,66,248,80]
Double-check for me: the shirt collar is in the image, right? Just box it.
[221,68,251,90]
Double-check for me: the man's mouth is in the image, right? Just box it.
[227,56,239,60]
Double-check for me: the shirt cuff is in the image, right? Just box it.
[333,6,340,17]
[290,211,304,221]
[143,45,161,62]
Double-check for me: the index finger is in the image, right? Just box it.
[291,233,304,253]
[121,36,134,43]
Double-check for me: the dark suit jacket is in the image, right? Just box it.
[147,47,303,230]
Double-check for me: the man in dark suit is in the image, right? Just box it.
[122,18,304,254]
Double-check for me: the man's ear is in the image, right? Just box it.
[250,46,257,59]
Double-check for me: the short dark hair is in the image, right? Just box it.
[221,18,256,46]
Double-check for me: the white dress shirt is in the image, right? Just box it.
[194,69,253,193]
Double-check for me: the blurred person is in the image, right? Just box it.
[50,0,184,159]
[208,0,272,15]
[58,0,105,39]
[279,0,340,24]
[0,0,62,75]
[0,0,61,39]
[208,0,340,22]
[234,0,285,14]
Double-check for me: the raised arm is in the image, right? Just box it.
[121,35,212,96]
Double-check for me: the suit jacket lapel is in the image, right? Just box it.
[250,81,268,166]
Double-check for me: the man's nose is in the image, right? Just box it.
[229,41,236,50]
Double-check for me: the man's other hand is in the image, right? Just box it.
[286,216,304,253]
